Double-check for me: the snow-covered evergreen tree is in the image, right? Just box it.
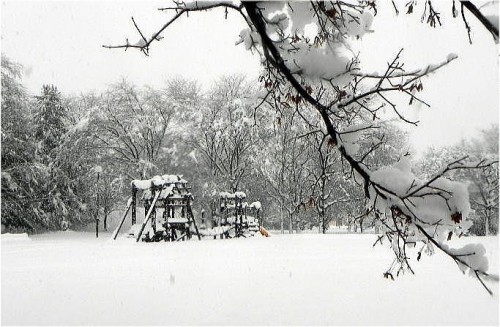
[34,85,67,158]
[1,55,39,232]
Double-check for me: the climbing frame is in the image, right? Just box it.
[114,175,200,242]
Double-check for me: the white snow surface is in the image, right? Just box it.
[219,191,246,199]
[1,233,31,242]
[198,225,233,237]
[1,232,498,325]
[132,175,187,190]
[249,201,262,210]
[131,179,152,190]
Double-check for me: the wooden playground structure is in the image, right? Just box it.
[112,175,263,242]
[207,191,261,239]
[112,175,200,242]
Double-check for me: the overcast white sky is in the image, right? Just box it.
[1,0,261,94]
[1,1,498,155]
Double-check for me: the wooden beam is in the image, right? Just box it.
[112,199,133,240]
[131,187,137,225]
[135,191,161,242]
[187,199,201,240]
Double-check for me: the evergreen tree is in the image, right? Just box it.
[34,85,67,158]
[31,84,72,230]
[1,55,34,169]
[1,56,39,232]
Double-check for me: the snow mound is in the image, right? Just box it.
[1,233,31,242]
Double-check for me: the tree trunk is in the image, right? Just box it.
[280,203,284,234]
[359,218,364,233]
[103,212,108,231]
[95,172,100,238]
[320,178,327,234]
[485,212,490,236]
[288,212,293,234]
[320,210,326,234]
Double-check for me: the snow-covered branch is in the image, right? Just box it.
[103,1,244,55]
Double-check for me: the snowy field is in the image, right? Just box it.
[2,231,498,325]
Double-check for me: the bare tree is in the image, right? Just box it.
[303,131,352,233]
[80,80,178,180]
[191,75,257,192]
[259,103,312,234]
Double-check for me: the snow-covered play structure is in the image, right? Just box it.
[205,191,261,239]
[112,175,200,242]
[112,175,263,242]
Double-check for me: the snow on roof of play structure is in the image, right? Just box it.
[167,218,189,224]
[131,175,188,190]
[161,174,187,184]
[219,191,247,199]
[249,201,262,210]
[219,191,231,198]
[131,179,152,190]
[234,191,246,198]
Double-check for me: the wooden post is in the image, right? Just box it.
[163,201,168,220]
[131,187,137,225]
[112,199,133,240]
[151,186,159,234]
[163,200,168,241]
[136,191,160,242]
[151,207,157,233]
[187,197,201,240]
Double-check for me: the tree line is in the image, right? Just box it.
[1,54,497,236]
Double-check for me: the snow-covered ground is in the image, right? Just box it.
[1,231,498,325]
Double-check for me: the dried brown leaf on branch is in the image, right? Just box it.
[327,137,337,147]
[451,212,462,224]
